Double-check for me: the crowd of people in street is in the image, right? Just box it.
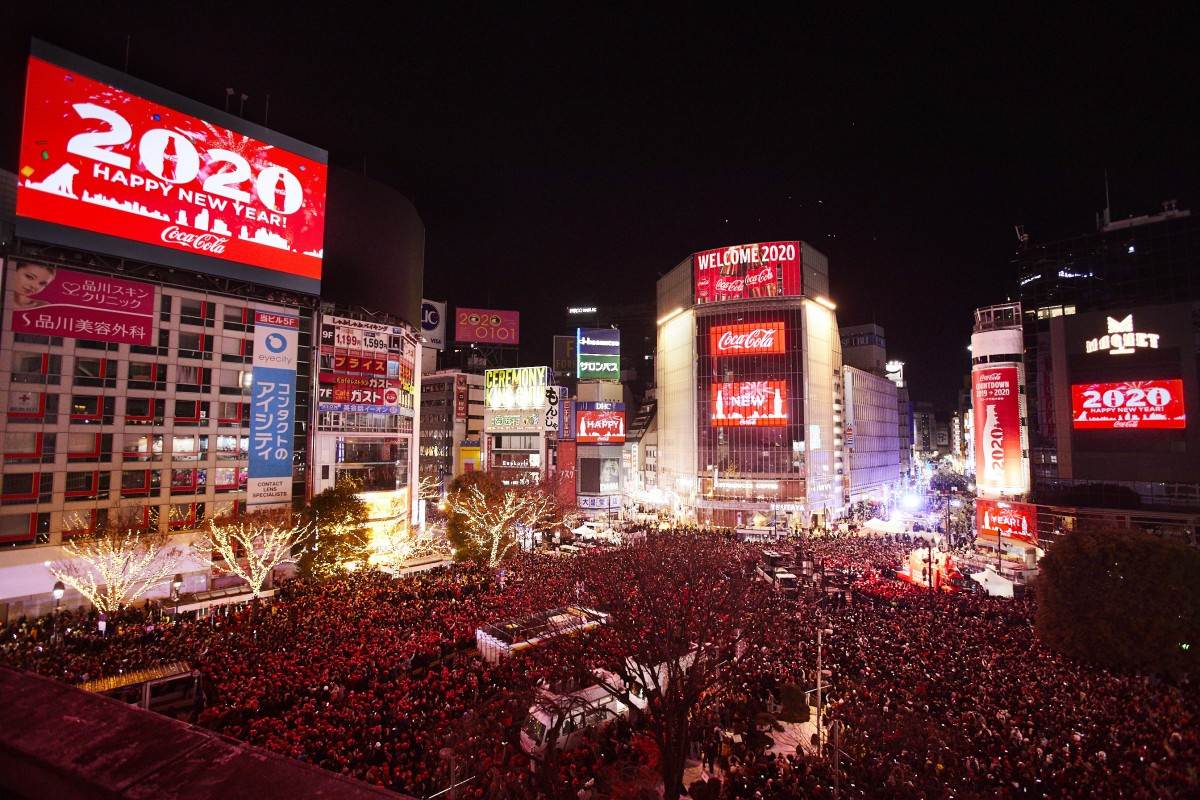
[1,525,1196,799]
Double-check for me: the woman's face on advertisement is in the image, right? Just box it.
[13,265,53,298]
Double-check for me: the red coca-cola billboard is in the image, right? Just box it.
[972,367,1025,493]
[711,381,788,426]
[976,498,1037,545]
[16,47,327,294]
[577,409,626,443]
[693,241,801,304]
[710,321,786,356]
[1071,379,1186,429]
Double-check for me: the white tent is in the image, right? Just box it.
[969,566,1015,598]
[862,517,906,535]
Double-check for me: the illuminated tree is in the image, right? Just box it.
[369,517,451,572]
[50,525,183,616]
[572,530,778,800]
[297,479,371,578]
[446,482,561,567]
[199,510,311,597]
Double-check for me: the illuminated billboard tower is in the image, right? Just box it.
[656,240,844,530]
[970,303,1030,499]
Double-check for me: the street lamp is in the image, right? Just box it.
[816,626,833,758]
[171,573,183,618]
[52,580,64,647]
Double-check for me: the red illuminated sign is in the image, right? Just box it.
[1071,380,1186,429]
[455,307,520,344]
[694,241,801,304]
[710,321,785,356]
[972,367,1024,493]
[577,410,625,443]
[17,55,326,290]
[976,498,1037,545]
[8,261,154,345]
[712,381,787,426]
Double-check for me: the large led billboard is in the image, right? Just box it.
[712,381,787,426]
[694,241,801,304]
[1071,380,1186,429]
[709,321,786,356]
[976,498,1037,545]
[972,367,1024,493]
[484,366,552,409]
[576,401,625,443]
[456,307,520,344]
[577,327,621,380]
[16,43,327,295]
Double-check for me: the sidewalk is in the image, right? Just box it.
[680,714,823,791]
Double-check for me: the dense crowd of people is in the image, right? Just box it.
[1,525,1196,799]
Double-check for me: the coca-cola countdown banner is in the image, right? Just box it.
[1071,380,1186,429]
[972,367,1024,492]
[976,498,1037,546]
[17,48,327,294]
[576,402,626,443]
[694,241,801,304]
[7,261,155,345]
[710,321,786,356]
[712,381,787,426]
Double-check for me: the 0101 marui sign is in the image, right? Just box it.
[1071,380,1186,429]
[976,498,1037,546]
[456,307,520,344]
[6,260,155,345]
[17,50,326,293]
[711,381,787,426]
[972,367,1024,493]
[694,241,802,304]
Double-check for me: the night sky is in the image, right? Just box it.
[4,4,1198,409]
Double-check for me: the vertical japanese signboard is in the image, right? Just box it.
[972,367,1024,493]
[248,309,299,509]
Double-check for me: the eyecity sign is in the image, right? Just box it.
[16,43,327,294]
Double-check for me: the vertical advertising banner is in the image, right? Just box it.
[557,440,578,507]
[6,261,155,344]
[459,440,481,473]
[454,374,469,421]
[421,299,446,350]
[976,498,1038,545]
[248,310,299,509]
[972,367,1023,493]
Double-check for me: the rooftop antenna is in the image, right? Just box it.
[1102,168,1112,229]
[264,94,270,126]
[239,93,248,118]
[124,35,131,72]
[225,87,234,113]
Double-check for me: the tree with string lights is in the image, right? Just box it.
[198,510,310,597]
[446,481,560,567]
[50,521,183,617]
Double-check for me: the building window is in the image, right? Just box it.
[69,395,116,424]
[73,357,118,388]
[12,352,61,385]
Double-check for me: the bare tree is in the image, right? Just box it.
[199,510,311,597]
[50,523,183,616]
[571,530,777,800]
[369,516,451,572]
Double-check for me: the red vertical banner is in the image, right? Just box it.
[556,440,577,507]
[973,367,1023,493]
[454,374,468,420]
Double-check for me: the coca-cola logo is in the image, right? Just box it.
[161,225,228,254]
[745,265,775,286]
[715,276,744,294]
[697,275,712,291]
[717,328,778,353]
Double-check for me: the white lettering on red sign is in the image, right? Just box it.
[161,225,228,254]
[716,327,778,353]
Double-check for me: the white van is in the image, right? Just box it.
[520,670,631,756]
